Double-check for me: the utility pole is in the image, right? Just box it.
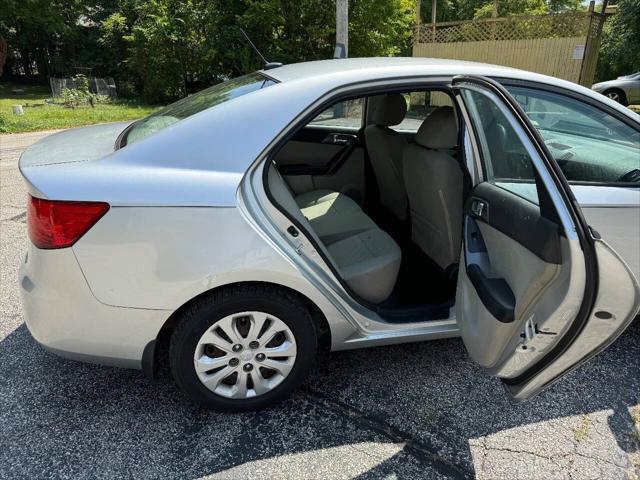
[335,0,348,58]
[431,0,437,42]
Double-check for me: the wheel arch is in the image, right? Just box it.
[145,281,331,378]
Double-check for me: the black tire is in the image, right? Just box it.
[604,88,628,106]
[169,284,317,412]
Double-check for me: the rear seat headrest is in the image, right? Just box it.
[416,106,458,150]
[370,94,407,127]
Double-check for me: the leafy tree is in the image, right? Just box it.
[0,0,86,81]
[350,0,416,57]
[419,0,582,22]
[597,0,640,81]
[2,0,611,103]
[217,0,415,72]
[546,0,582,13]
[473,0,547,19]
[122,0,220,102]
[217,0,335,74]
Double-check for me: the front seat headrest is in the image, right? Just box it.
[369,94,407,127]
[416,106,458,150]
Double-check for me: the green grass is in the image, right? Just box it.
[0,83,158,134]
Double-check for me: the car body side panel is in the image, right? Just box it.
[19,246,169,368]
[71,206,361,350]
[570,185,640,281]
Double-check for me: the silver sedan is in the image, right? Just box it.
[592,72,640,106]
[19,58,640,411]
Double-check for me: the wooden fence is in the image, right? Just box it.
[412,12,605,86]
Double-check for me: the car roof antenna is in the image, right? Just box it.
[239,28,283,70]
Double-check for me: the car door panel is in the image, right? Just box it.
[276,140,345,169]
[453,75,640,401]
[275,125,366,204]
[505,238,639,400]
[459,184,562,369]
[579,205,640,281]
[568,184,640,282]
[469,182,562,263]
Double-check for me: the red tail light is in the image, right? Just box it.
[27,196,110,249]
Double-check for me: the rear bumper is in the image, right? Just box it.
[19,244,170,370]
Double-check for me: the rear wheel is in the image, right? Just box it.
[603,88,628,106]
[170,285,317,411]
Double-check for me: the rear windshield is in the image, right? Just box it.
[122,72,275,146]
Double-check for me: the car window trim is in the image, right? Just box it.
[262,75,459,314]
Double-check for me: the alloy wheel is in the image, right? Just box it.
[606,91,621,103]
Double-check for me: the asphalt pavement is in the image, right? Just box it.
[1,130,638,479]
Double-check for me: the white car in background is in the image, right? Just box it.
[592,72,640,106]
[19,58,640,411]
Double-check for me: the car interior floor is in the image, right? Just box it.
[363,202,457,310]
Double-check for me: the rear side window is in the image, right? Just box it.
[507,86,640,185]
[123,73,275,146]
[308,98,364,130]
[391,91,454,132]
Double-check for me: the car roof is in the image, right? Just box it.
[265,57,513,79]
[263,57,563,88]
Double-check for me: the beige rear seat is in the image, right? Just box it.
[295,190,377,245]
[268,165,401,303]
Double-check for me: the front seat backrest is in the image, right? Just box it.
[364,94,409,220]
[403,106,463,271]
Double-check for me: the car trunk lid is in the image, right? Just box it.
[19,122,130,168]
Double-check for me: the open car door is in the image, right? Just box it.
[452,75,640,401]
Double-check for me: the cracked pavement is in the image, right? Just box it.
[1,130,639,479]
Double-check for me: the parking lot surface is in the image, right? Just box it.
[1,130,639,479]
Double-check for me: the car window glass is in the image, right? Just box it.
[507,86,640,184]
[125,73,275,146]
[308,98,364,129]
[391,91,453,132]
[462,88,539,204]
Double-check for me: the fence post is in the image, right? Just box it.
[578,1,607,86]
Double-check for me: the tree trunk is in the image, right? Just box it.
[0,36,7,77]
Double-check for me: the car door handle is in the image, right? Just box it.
[322,133,357,145]
[470,199,487,218]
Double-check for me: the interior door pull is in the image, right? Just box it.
[471,199,486,218]
[322,133,357,145]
